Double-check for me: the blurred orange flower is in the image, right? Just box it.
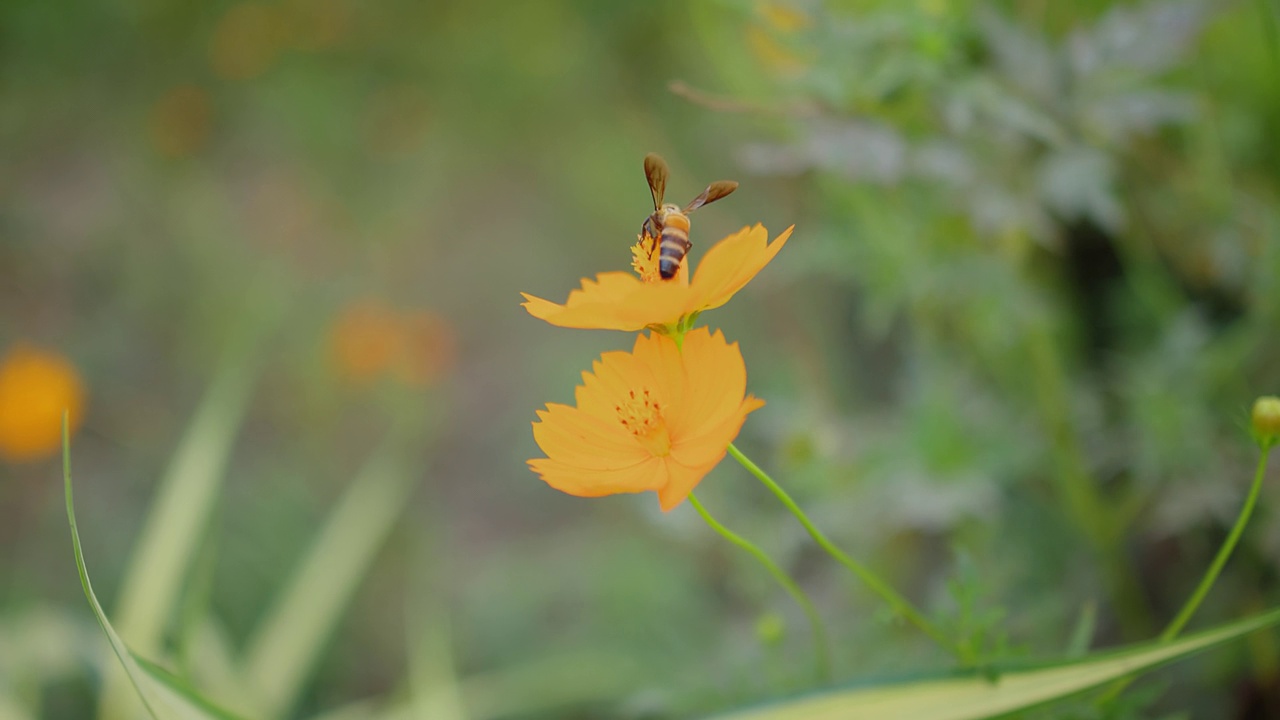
[0,344,87,462]
[329,300,454,387]
[330,300,403,384]
[521,224,792,332]
[394,309,456,388]
[529,328,765,511]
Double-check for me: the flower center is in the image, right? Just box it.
[615,387,671,456]
[630,233,663,284]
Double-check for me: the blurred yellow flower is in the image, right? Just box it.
[757,0,811,32]
[282,0,350,51]
[149,84,213,158]
[749,1,813,77]
[521,224,793,332]
[329,300,454,388]
[0,344,87,462]
[210,3,288,81]
[529,328,765,511]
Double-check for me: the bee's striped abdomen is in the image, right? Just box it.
[658,212,691,279]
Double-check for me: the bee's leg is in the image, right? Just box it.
[642,216,660,240]
[641,216,662,256]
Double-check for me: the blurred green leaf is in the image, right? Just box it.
[713,606,1280,719]
[407,543,466,720]
[65,423,248,720]
[240,441,418,718]
[131,656,251,720]
[0,694,35,720]
[110,358,257,655]
[305,651,643,720]
[100,352,259,719]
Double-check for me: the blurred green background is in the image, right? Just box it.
[3,0,1280,717]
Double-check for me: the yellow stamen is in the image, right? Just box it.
[615,387,671,456]
[630,233,663,284]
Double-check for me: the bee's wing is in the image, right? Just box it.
[683,180,739,213]
[644,153,668,210]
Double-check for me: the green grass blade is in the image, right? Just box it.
[714,607,1280,719]
[241,443,417,718]
[185,619,254,716]
[65,418,168,719]
[66,418,243,720]
[130,655,252,720]
[301,651,642,720]
[112,360,256,656]
[99,358,257,719]
[1064,601,1097,658]
[0,693,37,720]
[407,539,466,720]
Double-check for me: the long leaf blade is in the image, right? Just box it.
[715,608,1280,719]
[65,418,251,720]
[64,418,168,720]
[241,443,417,717]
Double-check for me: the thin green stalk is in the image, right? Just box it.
[1162,445,1271,641]
[726,443,967,663]
[687,492,832,683]
[1098,442,1273,706]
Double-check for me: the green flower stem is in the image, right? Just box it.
[688,492,833,684]
[1161,443,1272,641]
[1098,441,1273,707]
[726,443,967,663]
[1025,323,1152,635]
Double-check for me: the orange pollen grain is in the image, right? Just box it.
[614,387,671,456]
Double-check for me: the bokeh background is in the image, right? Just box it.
[3,0,1280,717]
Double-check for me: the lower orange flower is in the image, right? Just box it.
[529,327,765,511]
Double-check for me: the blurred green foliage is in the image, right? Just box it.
[2,0,1280,717]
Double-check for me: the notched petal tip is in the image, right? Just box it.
[688,223,793,314]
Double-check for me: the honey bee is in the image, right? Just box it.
[641,153,738,280]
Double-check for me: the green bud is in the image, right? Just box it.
[755,612,786,647]
[1252,396,1280,449]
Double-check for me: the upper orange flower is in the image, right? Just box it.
[521,223,793,332]
[0,343,87,462]
[529,327,765,511]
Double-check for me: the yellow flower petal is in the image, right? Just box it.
[531,404,649,470]
[520,272,687,331]
[690,224,793,313]
[521,225,791,331]
[629,330,689,413]
[668,328,749,438]
[528,456,665,498]
[672,396,765,469]
[528,328,764,511]
[656,457,720,512]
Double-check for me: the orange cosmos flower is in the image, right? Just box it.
[0,344,87,462]
[529,327,765,511]
[521,223,793,332]
[328,299,455,388]
[329,299,404,384]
